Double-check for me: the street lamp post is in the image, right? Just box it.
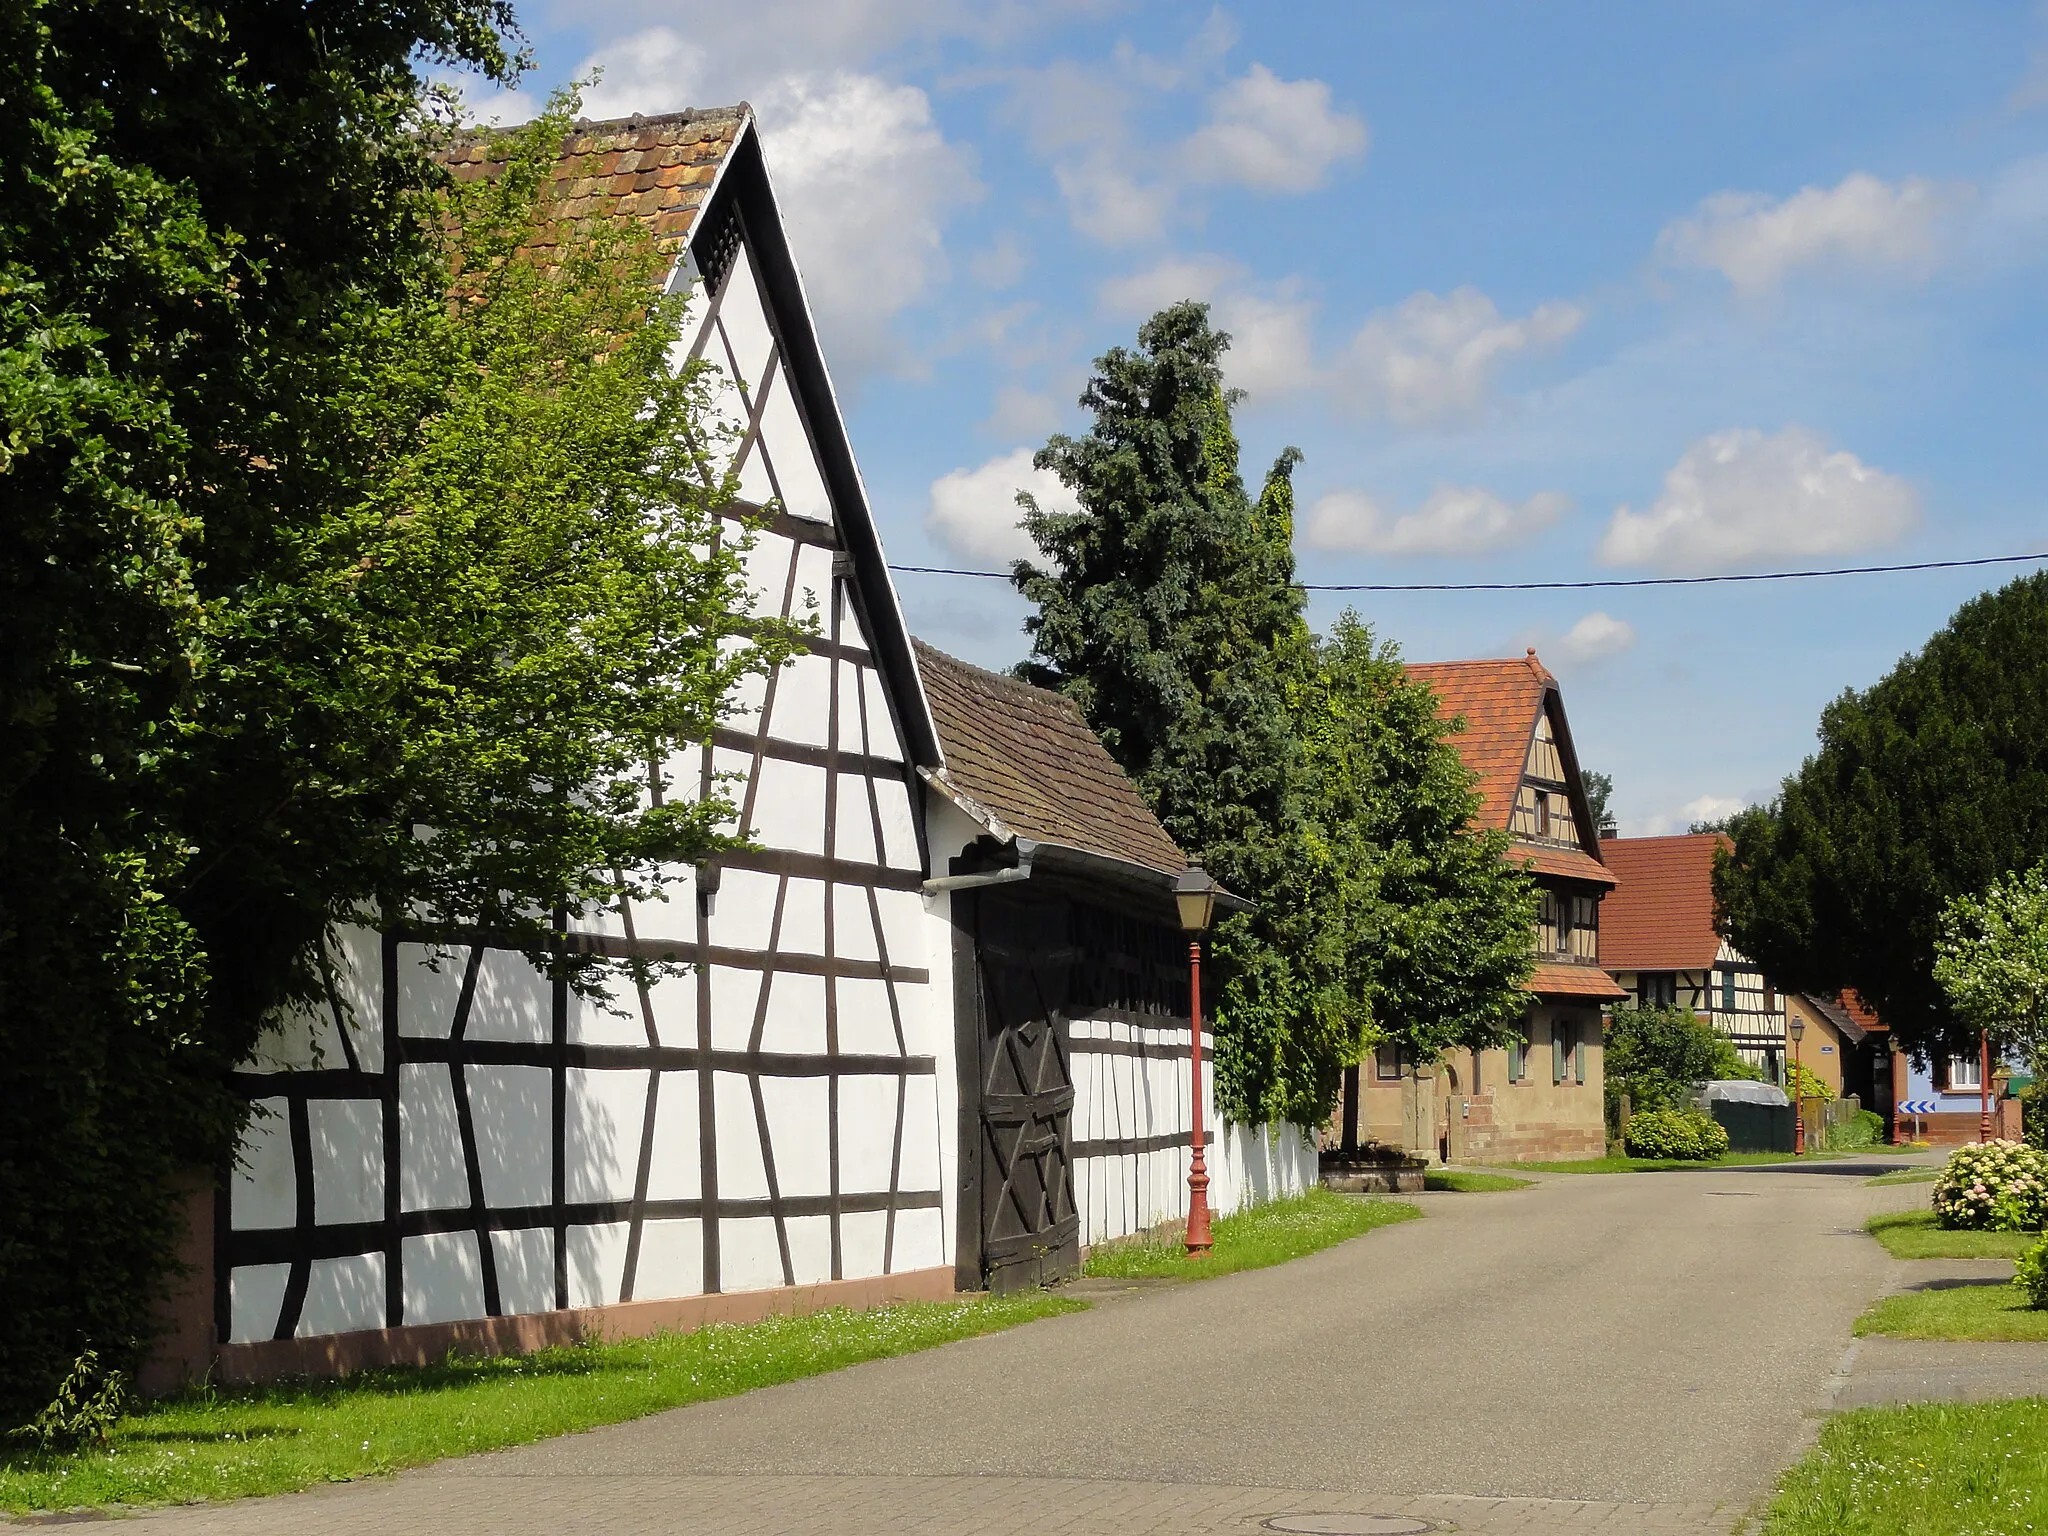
[1788,1017,1806,1155]
[1175,862,1217,1257]
[1980,1028,1993,1144]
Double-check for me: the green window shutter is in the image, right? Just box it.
[1576,1033,1587,1085]
[1553,1023,1568,1084]
[1509,1034,1525,1081]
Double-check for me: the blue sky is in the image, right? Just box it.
[471,2,2048,834]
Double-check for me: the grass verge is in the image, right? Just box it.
[1482,1151,1845,1175]
[1080,1187,1419,1281]
[0,1293,1081,1515]
[1765,1398,2048,1534]
[1867,1166,1941,1186]
[1425,1170,1533,1192]
[1866,1209,2040,1260]
[1855,1279,2048,1341]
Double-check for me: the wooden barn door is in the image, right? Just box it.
[956,887,1080,1293]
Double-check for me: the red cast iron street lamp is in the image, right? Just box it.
[1788,1016,1806,1155]
[1980,1028,1993,1144]
[1175,861,1217,1257]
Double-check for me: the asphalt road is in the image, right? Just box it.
[124,1156,1933,1535]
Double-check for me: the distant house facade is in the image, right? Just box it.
[1783,991,1889,1114]
[1893,1035,2024,1146]
[1599,835,1791,1081]
[1336,651,1623,1164]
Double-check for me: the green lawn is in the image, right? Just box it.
[1867,1167,1941,1186]
[1765,1398,2048,1534]
[1482,1151,1844,1175]
[1425,1169,1533,1192]
[0,1293,1080,1515]
[1855,1279,2048,1341]
[1866,1209,2040,1260]
[1080,1187,1419,1280]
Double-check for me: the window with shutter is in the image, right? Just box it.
[1553,1020,1569,1084]
[1509,1032,1526,1083]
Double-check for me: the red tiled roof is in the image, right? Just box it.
[1530,962,1629,1001]
[1597,834,1729,970]
[1840,992,1887,1034]
[914,640,1187,876]
[437,108,749,262]
[1405,653,1615,889]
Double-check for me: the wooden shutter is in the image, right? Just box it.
[1553,1021,1568,1084]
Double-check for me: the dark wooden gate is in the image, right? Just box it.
[954,887,1080,1293]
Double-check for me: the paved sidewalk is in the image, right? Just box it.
[1832,1250,2048,1409]
[112,1158,1928,1536]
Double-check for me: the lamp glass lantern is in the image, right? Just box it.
[1174,862,1216,934]
[1787,1019,1805,1043]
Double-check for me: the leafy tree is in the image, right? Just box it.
[1604,1004,1759,1117]
[1016,302,1320,1121]
[1016,303,1533,1122]
[1933,862,2048,1054]
[1581,770,1617,839]
[1715,574,2048,1063]
[0,9,777,1418]
[1301,616,1535,1062]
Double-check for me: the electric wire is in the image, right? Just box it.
[884,550,2048,593]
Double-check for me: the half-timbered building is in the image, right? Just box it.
[1599,834,1791,1080]
[1335,650,1623,1164]
[147,106,1309,1387]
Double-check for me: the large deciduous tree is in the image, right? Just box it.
[1,0,777,1417]
[1715,573,2048,1063]
[1015,303,1532,1125]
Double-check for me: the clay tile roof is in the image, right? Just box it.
[1405,653,1615,889]
[436,107,750,262]
[1404,655,1553,832]
[1801,992,1868,1045]
[913,640,1186,877]
[1530,962,1630,1001]
[1597,834,1730,970]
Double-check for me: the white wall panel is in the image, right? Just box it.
[644,1072,703,1201]
[397,945,465,1039]
[297,1254,385,1338]
[568,977,650,1048]
[739,529,793,618]
[469,949,552,1042]
[758,1075,832,1196]
[757,368,831,524]
[490,1227,556,1316]
[874,778,920,868]
[836,1075,900,1193]
[893,1206,946,1270]
[403,1230,487,1325]
[565,1069,649,1204]
[785,1213,833,1285]
[757,971,827,1055]
[712,868,780,952]
[566,1222,630,1309]
[310,1098,383,1225]
[716,248,775,398]
[229,1264,291,1344]
[839,1209,888,1277]
[775,876,827,955]
[899,1074,944,1190]
[644,968,697,1048]
[766,652,833,747]
[712,1071,769,1199]
[718,1217,784,1293]
[832,777,880,865]
[232,1100,296,1230]
[398,1064,468,1212]
[749,758,827,854]
[862,667,904,764]
[468,1065,552,1208]
[833,977,898,1056]
[331,925,384,1071]
[633,1219,704,1302]
[874,887,926,967]
[832,885,879,961]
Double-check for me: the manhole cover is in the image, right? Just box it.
[1263,1517,1434,1535]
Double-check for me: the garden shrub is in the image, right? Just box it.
[1932,1140,2048,1231]
[2015,1235,2048,1310]
[1623,1106,1730,1161]
[1826,1108,1887,1151]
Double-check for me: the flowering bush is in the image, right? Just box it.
[1931,1140,2048,1231]
[2016,1235,2048,1310]
[1624,1106,1731,1161]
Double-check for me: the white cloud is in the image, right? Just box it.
[1054,157,1178,245]
[1097,256,1316,398]
[1554,611,1637,666]
[1306,485,1568,556]
[970,233,1029,289]
[578,28,708,119]
[1683,794,1746,827]
[750,72,981,378]
[1182,64,1368,193]
[1656,172,1959,293]
[980,384,1062,439]
[1337,287,1584,426]
[1599,426,1919,573]
[927,448,1075,562]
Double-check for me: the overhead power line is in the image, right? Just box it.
[886,551,2048,593]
